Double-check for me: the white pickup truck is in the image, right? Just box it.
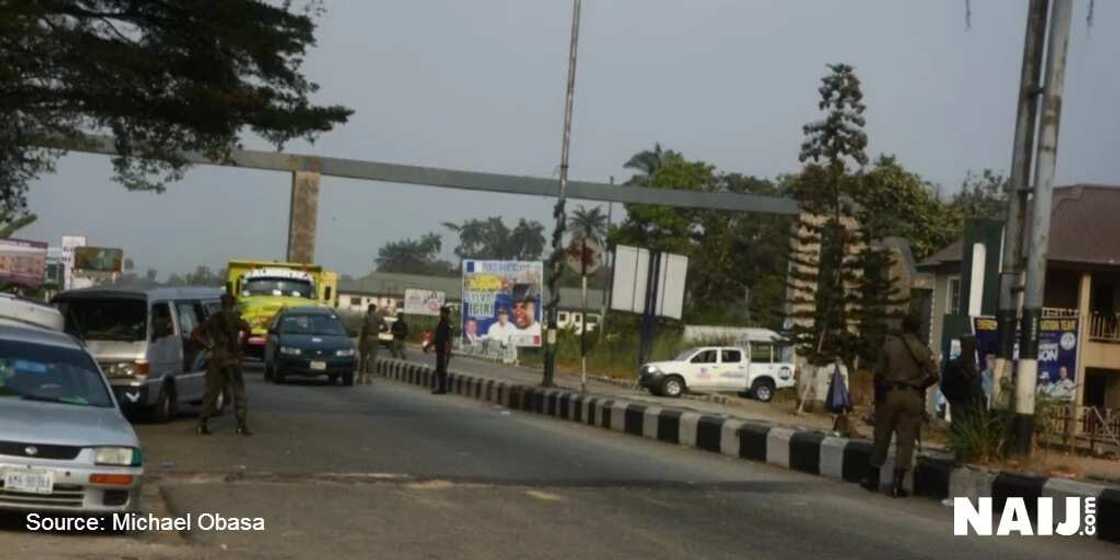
[638,335,796,402]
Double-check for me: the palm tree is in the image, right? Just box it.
[623,143,678,186]
[569,205,607,246]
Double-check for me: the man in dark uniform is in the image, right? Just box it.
[358,304,385,384]
[192,293,253,436]
[390,312,409,359]
[861,314,938,497]
[432,306,452,394]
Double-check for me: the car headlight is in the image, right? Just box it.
[100,360,150,380]
[280,346,302,356]
[94,447,142,467]
[336,348,356,357]
[642,365,660,375]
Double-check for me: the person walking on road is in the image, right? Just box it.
[358,304,385,384]
[192,293,253,436]
[390,312,409,359]
[861,314,939,497]
[432,306,452,394]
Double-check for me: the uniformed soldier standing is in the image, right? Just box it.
[432,306,452,394]
[358,304,385,384]
[861,314,938,497]
[192,294,252,436]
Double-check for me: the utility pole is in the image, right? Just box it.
[1013,0,1073,456]
[580,236,589,393]
[544,0,583,387]
[600,177,614,343]
[994,0,1049,411]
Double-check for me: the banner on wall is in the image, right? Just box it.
[461,260,543,348]
[973,316,1078,401]
[403,289,445,317]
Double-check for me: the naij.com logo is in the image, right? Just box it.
[954,497,1097,536]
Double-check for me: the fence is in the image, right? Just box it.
[1090,311,1120,343]
[1041,405,1120,454]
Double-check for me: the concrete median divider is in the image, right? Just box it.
[374,358,1119,544]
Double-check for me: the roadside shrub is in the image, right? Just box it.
[947,405,1012,464]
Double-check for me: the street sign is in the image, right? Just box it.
[565,236,603,276]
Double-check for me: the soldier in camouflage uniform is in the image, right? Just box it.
[358,304,385,384]
[192,293,253,435]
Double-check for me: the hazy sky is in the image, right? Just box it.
[23,1,1120,279]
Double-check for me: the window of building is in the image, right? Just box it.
[350,296,362,306]
[947,277,961,314]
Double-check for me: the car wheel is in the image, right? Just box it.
[329,374,340,385]
[342,372,355,386]
[660,376,685,398]
[751,378,776,402]
[151,382,177,423]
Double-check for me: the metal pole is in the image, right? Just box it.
[994,0,1049,411]
[581,236,589,393]
[600,177,614,343]
[1013,0,1073,456]
[544,0,583,387]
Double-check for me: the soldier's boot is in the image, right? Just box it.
[196,420,211,436]
[890,469,909,498]
[859,466,879,492]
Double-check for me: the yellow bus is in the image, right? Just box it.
[226,260,339,357]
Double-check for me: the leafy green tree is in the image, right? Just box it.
[375,233,452,275]
[612,151,712,255]
[857,156,958,261]
[443,217,547,264]
[0,0,352,218]
[787,63,870,370]
[950,169,1008,221]
[0,211,36,239]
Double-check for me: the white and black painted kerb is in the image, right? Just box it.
[375,359,1119,543]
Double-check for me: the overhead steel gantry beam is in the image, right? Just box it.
[53,134,801,261]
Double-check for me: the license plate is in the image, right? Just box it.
[4,469,54,495]
[310,361,327,371]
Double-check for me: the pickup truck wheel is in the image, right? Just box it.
[751,378,776,402]
[660,376,685,398]
[150,382,177,423]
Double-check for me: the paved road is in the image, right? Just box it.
[5,363,1116,559]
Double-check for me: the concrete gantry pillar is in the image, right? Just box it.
[287,170,320,263]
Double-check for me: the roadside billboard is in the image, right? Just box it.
[461,260,543,348]
[0,238,48,288]
[973,316,1078,401]
[73,246,123,273]
[403,288,445,317]
[610,245,688,320]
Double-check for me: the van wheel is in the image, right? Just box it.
[151,383,177,422]
[660,376,685,398]
[751,378,776,402]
